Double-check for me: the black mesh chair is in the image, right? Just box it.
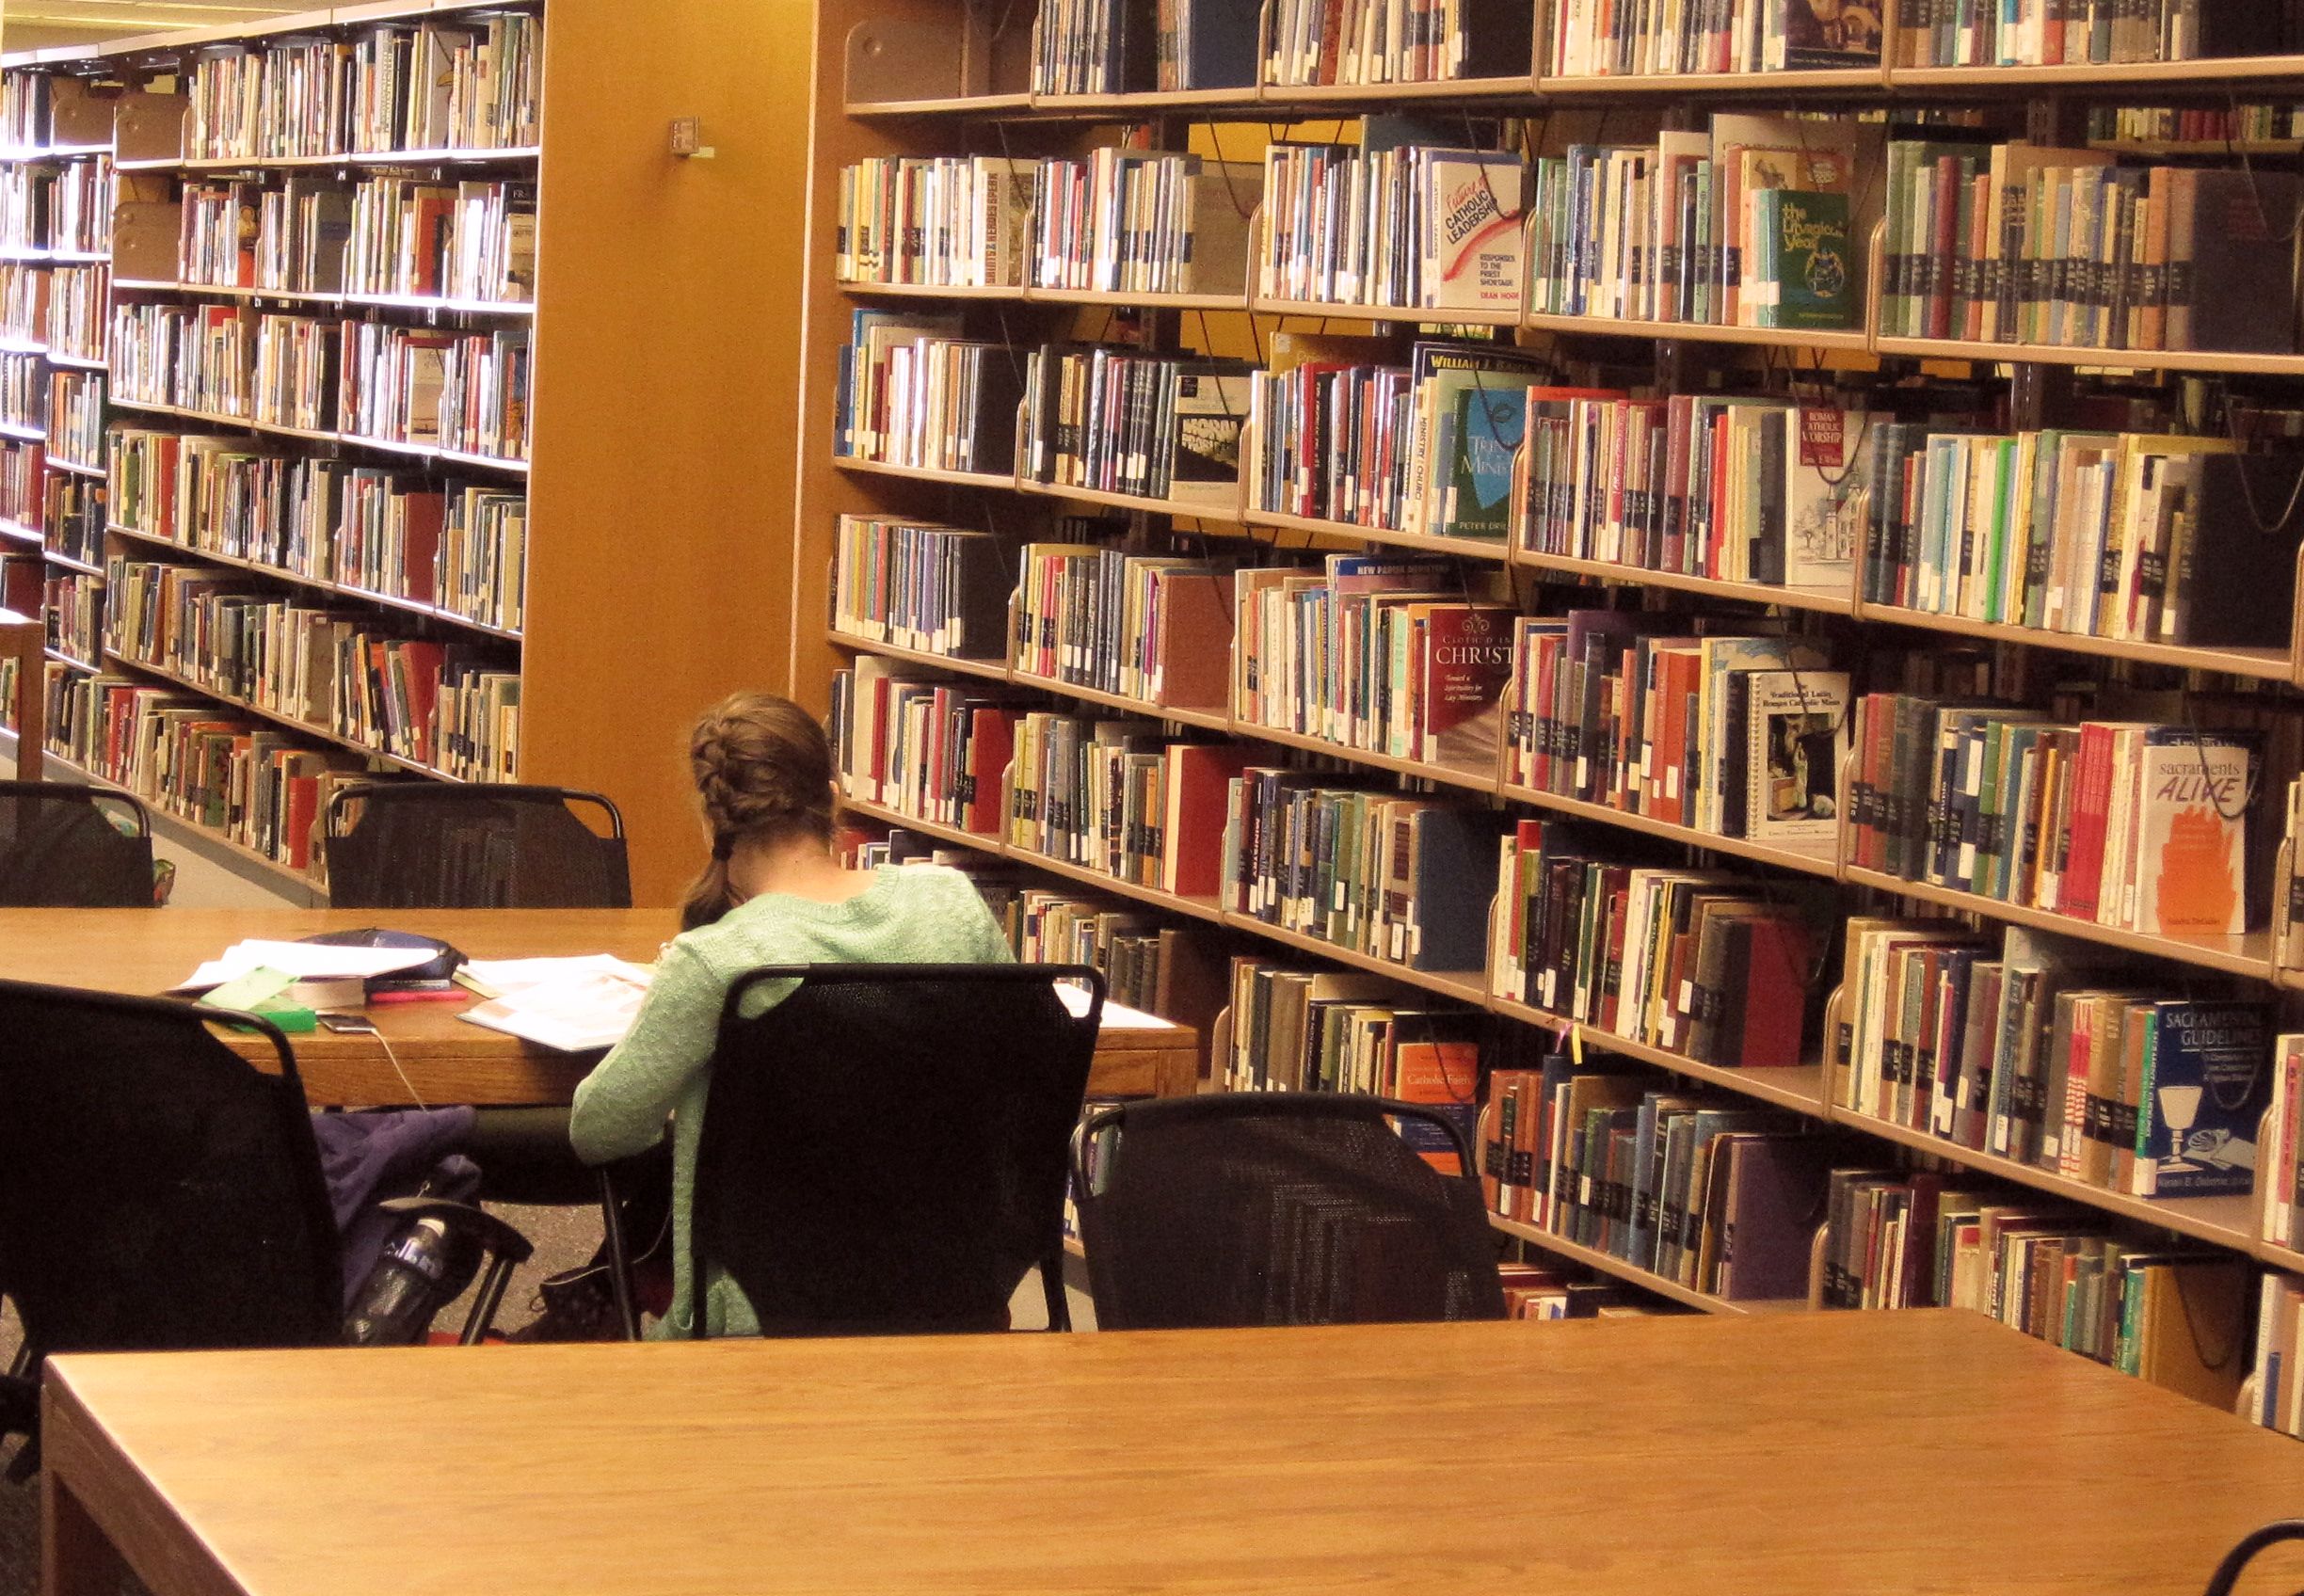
[322,782,632,910]
[678,963,1104,1338]
[1070,1093,1507,1330]
[0,780,153,906]
[0,981,533,1473]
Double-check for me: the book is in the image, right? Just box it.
[1742,669,1848,846]
[2132,999,2273,1198]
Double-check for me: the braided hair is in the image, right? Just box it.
[679,691,840,930]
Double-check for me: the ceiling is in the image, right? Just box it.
[3,0,313,52]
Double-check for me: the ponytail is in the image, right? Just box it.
[678,693,840,929]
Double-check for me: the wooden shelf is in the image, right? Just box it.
[0,338,46,357]
[115,278,535,317]
[836,279,1027,301]
[1515,548,1857,616]
[2089,137,2304,156]
[1540,66,1887,96]
[1013,843,1231,924]
[1856,600,2296,682]
[1229,912,1489,1003]
[46,646,98,672]
[1487,1213,1806,1317]
[1841,863,2275,982]
[1832,1105,2262,1254]
[0,422,44,443]
[1887,55,2304,91]
[43,353,106,372]
[105,522,522,642]
[44,549,103,577]
[843,91,1037,119]
[45,455,104,479]
[1498,782,1840,881]
[1488,993,1832,1116]
[1873,333,2304,377]
[840,791,1005,854]
[102,646,467,783]
[1525,310,1870,352]
[1026,85,1262,114]
[1232,716,1499,794]
[826,626,1012,682]
[1244,504,1512,563]
[107,397,532,475]
[0,520,39,547]
[1273,72,1537,103]
[0,144,109,162]
[117,146,542,173]
[1251,295,1524,327]
[1009,668,1230,731]
[1025,283,1250,311]
[832,454,1016,490]
[1015,476,1246,522]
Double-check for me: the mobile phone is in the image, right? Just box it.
[317,1013,379,1034]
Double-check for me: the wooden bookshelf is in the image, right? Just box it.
[793,0,2304,1356]
[4,0,809,902]
[1487,1212,1806,1316]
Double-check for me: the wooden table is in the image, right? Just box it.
[41,1310,2304,1596]
[0,908,1200,1105]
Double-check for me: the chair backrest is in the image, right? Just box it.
[1071,1093,1507,1330]
[322,782,632,909]
[0,781,153,907]
[0,981,344,1363]
[690,964,1103,1337]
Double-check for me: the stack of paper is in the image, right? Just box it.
[177,941,440,992]
[458,957,655,1052]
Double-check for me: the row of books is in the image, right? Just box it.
[1894,0,2304,68]
[47,474,101,569]
[1004,886,1219,1029]
[1881,137,2294,355]
[1528,117,1863,330]
[1028,150,1256,297]
[2088,104,2304,144]
[1859,425,2287,649]
[1232,554,1511,766]
[1549,0,1885,74]
[48,369,101,467]
[1246,335,1542,541]
[0,350,40,434]
[44,570,100,666]
[0,156,110,257]
[186,13,542,161]
[164,174,536,304]
[1504,614,1846,845]
[835,156,1031,291]
[1220,775,1497,973]
[1848,692,2261,936]
[35,264,105,365]
[103,556,518,778]
[1020,343,1250,503]
[1016,536,1229,707]
[111,427,526,632]
[1493,819,1827,1066]
[1840,919,2269,1201]
[1821,1168,2247,1406]
[1257,127,1524,314]
[830,659,1019,835]
[1222,956,1480,1141]
[111,302,532,461]
[1480,1066,1822,1301]
[833,316,1018,477]
[1268,0,1533,84]
[0,439,36,526]
[1015,711,1245,895]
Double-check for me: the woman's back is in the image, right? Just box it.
[569,862,1012,1336]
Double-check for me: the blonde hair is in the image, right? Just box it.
[680,692,839,929]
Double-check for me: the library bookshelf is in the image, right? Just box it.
[0,0,811,903]
[791,0,2304,1384]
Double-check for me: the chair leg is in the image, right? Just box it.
[599,1168,642,1340]
[1039,1251,1071,1333]
[456,1253,520,1346]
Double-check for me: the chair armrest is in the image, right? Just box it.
[376,1195,536,1266]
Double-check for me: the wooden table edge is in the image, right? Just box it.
[41,1370,242,1596]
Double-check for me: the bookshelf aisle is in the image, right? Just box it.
[792,0,2304,1411]
[1,0,809,902]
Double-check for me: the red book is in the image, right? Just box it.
[2056,721,2119,920]
[960,705,1014,835]
[1415,601,1514,769]
[1160,742,1254,898]
[1729,914,1813,1069]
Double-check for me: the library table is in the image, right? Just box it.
[0,907,1199,1104]
[43,1310,2304,1596]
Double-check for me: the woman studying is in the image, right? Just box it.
[568,692,1011,1337]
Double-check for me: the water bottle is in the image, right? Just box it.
[344,1218,462,1347]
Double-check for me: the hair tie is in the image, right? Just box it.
[712,837,734,861]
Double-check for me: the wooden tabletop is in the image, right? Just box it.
[42,1310,2304,1596]
[0,908,1197,1105]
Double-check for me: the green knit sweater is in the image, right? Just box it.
[568,863,1012,1337]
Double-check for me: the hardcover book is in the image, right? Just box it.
[2135,999,2273,1198]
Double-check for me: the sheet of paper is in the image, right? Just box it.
[459,966,654,1053]
[459,954,653,999]
[1056,984,1173,1031]
[177,940,439,992]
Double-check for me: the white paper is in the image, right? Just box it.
[458,966,654,1052]
[461,954,651,996]
[177,940,440,992]
[1055,985,1173,1031]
